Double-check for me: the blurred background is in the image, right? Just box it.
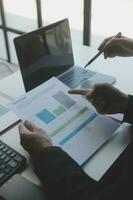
[0,0,133,79]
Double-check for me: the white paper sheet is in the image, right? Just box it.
[8,77,119,165]
[0,95,19,132]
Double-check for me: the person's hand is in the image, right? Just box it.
[68,84,128,114]
[98,34,133,58]
[19,121,53,157]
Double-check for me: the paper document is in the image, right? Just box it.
[8,77,119,165]
[0,95,19,132]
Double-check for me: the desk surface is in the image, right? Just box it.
[0,45,133,184]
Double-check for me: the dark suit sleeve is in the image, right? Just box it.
[32,95,133,200]
[123,95,133,124]
[33,146,133,200]
[33,147,100,200]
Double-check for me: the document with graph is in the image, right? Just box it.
[0,94,19,132]
[8,77,120,165]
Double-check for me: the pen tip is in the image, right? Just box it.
[84,64,88,68]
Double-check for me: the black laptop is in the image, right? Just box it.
[14,18,116,92]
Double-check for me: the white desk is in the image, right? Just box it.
[0,46,133,184]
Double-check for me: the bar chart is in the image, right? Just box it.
[36,91,76,124]
[53,91,76,109]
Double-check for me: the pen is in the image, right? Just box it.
[84,32,122,68]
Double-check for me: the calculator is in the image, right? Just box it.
[0,140,26,186]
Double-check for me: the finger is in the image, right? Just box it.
[24,121,40,132]
[108,38,124,48]
[98,42,106,52]
[98,33,120,51]
[102,46,112,59]
[103,51,107,59]
[98,36,114,51]
[104,47,115,59]
[103,38,124,56]
[19,124,31,135]
[86,91,94,101]
[68,89,92,96]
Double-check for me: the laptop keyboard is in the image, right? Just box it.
[58,67,96,88]
[0,140,26,186]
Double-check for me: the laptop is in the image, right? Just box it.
[14,18,116,92]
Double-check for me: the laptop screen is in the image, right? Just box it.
[14,19,74,91]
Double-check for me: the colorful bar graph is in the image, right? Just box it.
[59,113,97,146]
[53,91,76,109]
[53,106,66,116]
[50,106,88,137]
[36,109,56,124]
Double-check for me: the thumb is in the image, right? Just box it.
[19,124,32,135]
[24,121,41,132]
